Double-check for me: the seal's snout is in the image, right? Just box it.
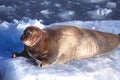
[20,34,25,41]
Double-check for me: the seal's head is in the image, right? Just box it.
[21,26,43,47]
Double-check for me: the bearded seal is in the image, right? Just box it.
[12,25,120,67]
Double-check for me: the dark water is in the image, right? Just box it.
[0,0,119,24]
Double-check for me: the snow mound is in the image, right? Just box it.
[87,8,112,20]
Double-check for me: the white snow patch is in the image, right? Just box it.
[87,8,112,20]
[78,0,109,3]
[58,10,75,20]
[40,9,50,15]
[0,5,15,15]
[106,2,117,9]
[0,21,9,30]
[40,1,51,6]
[40,9,53,18]
[54,3,61,8]
[17,19,44,30]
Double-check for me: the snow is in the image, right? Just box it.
[87,8,112,20]
[58,10,75,20]
[78,0,109,3]
[0,5,15,15]
[105,2,117,9]
[0,19,120,80]
[0,0,119,23]
[17,19,44,30]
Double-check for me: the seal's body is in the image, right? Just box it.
[13,25,120,67]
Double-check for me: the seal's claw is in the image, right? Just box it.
[35,60,43,67]
[35,60,49,67]
[12,52,18,58]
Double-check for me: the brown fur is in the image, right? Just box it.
[12,25,120,67]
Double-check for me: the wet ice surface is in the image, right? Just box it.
[0,20,120,80]
[0,0,120,24]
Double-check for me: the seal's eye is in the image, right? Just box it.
[25,31,32,37]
